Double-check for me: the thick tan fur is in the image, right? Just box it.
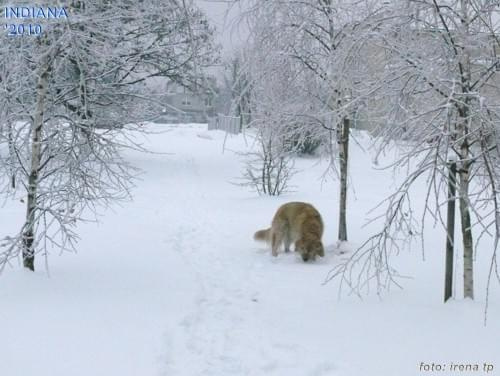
[254,202,325,261]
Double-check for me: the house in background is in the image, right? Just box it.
[158,77,217,123]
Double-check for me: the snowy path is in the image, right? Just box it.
[151,129,337,375]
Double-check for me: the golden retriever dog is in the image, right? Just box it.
[254,202,325,261]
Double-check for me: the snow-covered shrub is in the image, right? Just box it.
[241,119,295,196]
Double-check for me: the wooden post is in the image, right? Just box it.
[444,160,456,302]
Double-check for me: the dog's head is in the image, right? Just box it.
[296,239,324,262]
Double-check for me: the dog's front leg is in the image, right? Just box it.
[284,234,291,253]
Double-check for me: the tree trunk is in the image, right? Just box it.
[338,117,349,242]
[22,52,52,271]
[459,158,474,299]
[444,161,456,302]
[455,107,474,300]
[457,0,474,299]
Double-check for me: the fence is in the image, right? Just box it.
[208,114,241,134]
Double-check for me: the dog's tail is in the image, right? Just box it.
[254,228,271,243]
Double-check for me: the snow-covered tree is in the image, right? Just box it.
[219,51,253,129]
[238,34,303,195]
[237,0,380,241]
[329,1,500,304]
[0,0,218,271]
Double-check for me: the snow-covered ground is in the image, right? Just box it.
[1,123,499,376]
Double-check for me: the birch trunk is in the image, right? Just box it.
[459,146,474,299]
[458,0,474,299]
[22,52,52,271]
[338,117,349,242]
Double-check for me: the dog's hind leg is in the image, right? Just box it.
[271,230,284,257]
